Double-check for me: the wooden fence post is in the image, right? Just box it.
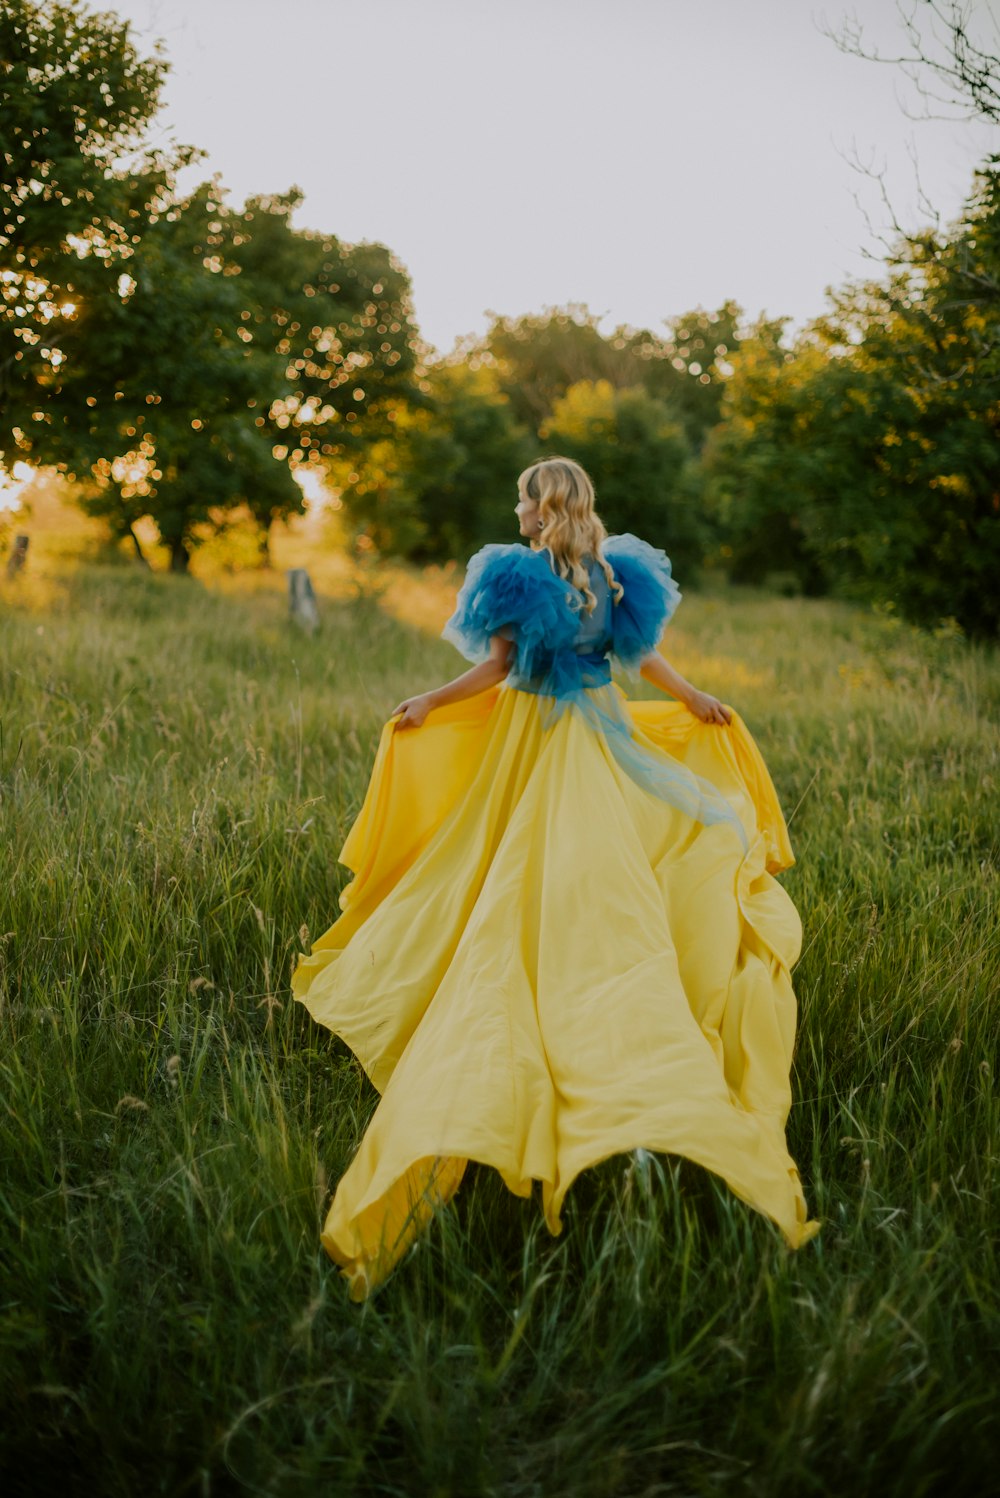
[287,568,320,634]
[5,534,28,580]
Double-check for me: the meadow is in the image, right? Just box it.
[1,500,998,1496]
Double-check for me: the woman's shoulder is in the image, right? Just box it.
[599,532,682,665]
[464,540,557,576]
[461,541,569,602]
[601,532,672,572]
[443,541,578,663]
[602,533,679,596]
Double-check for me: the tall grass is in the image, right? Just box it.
[1,547,997,1496]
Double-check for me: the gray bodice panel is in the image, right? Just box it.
[571,557,614,655]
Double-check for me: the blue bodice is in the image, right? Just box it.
[441,533,747,845]
[570,557,614,654]
[442,532,683,697]
[519,554,617,691]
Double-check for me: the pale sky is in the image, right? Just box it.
[111,0,998,354]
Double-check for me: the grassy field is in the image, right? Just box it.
[1,501,998,1496]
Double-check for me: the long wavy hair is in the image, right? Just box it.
[518,456,623,615]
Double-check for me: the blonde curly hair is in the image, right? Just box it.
[517,456,623,615]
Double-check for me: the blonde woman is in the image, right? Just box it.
[293,456,818,1299]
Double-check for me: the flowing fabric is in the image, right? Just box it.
[293,674,820,1300]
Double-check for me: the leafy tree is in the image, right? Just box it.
[33,180,300,570]
[453,302,745,459]
[224,190,423,496]
[407,364,535,557]
[695,1,999,631]
[337,363,533,560]
[701,322,831,594]
[704,173,1000,636]
[819,0,1000,396]
[618,300,748,451]
[540,379,709,572]
[820,186,1000,635]
[454,305,630,433]
[1,4,423,569]
[0,0,184,453]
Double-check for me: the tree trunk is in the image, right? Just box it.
[127,524,151,569]
[169,538,190,574]
[257,521,272,569]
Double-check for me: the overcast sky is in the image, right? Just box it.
[109,0,999,354]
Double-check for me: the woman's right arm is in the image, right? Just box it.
[639,650,732,725]
[392,634,513,729]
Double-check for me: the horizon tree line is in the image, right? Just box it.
[2,0,997,635]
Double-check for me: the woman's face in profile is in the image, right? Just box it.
[515,490,540,536]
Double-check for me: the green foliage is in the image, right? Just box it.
[62,181,421,570]
[39,180,299,569]
[462,304,632,432]
[704,164,1000,636]
[0,0,185,446]
[541,378,711,573]
[618,298,750,450]
[225,190,422,470]
[455,302,744,454]
[0,4,422,572]
[701,329,836,595]
[0,562,997,1493]
[337,363,534,559]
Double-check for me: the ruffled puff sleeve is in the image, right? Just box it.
[442,543,579,679]
[602,533,682,668]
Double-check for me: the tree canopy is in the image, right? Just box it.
[705,162,1000,635]
[1,1,421,569]
[1,0,181,444]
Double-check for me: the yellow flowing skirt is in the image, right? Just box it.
[292,681,819,1299]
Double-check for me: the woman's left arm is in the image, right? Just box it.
[639,649,732,725]
[392,634,513,729]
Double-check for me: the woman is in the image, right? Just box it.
[293,456,819,1299]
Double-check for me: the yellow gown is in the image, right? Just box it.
[292,542,819,1298]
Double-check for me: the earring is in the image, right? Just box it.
[537,518,544,530]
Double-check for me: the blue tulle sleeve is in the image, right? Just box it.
[602,533,682,668]
[442,543,581,678]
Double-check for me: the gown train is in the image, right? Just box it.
[292,680,819,1300]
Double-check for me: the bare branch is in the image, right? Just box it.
[816,1,1000,125]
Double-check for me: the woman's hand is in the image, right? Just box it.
[686,689,732,726]
[639,651,731,725]
[391,693,434,729]
[390,641,512,731]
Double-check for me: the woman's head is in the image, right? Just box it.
[516,456,595,539]
[516,456,622,612]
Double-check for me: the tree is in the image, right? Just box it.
[540,379,709,571]
[818,205,1000,635]
[453,305,632,434]
[704,202,1000,637]
[452,301,746,459]
[704,320,888,597]
[1,4,424,569]
[819,0,1000,390]
[618,301,747,451]
[337,362,534,560]
[822,1,1000,129]
[34,180,301,570]
[225,190,423,501]
[0,0,185,453]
